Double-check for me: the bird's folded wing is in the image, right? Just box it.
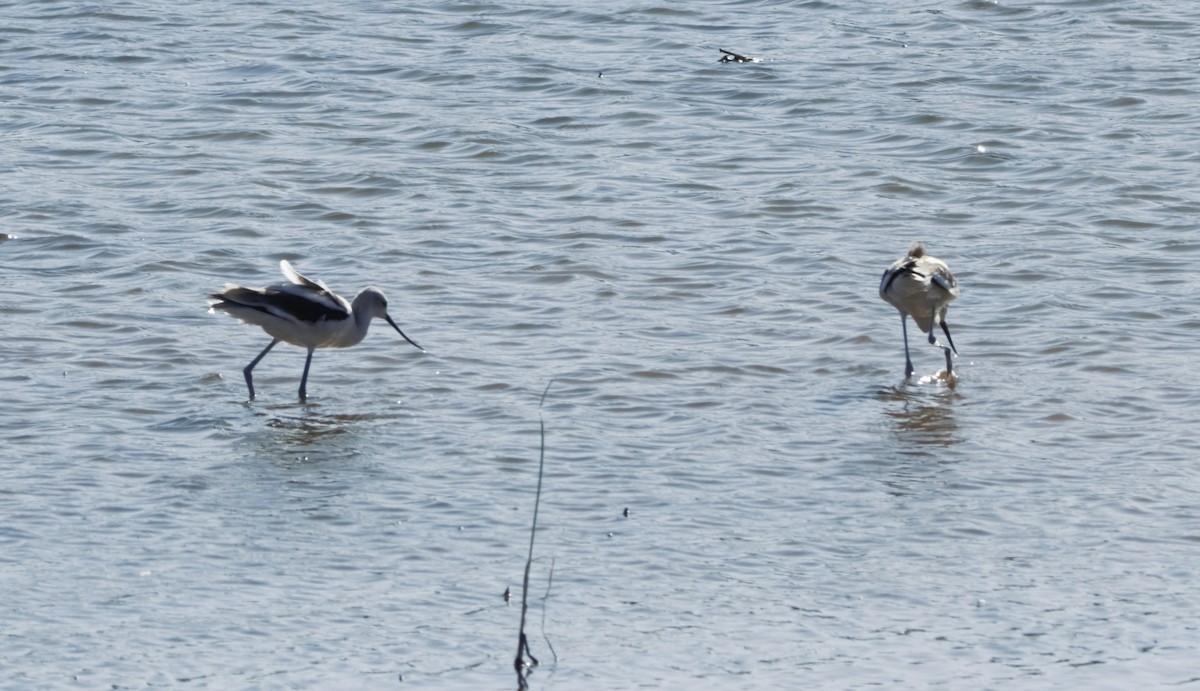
[931,274,957,294]
[272,283,351,321]
[220,285,350,323]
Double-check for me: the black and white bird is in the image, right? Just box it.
[718,48,762,63]
[209,260,424,401]
[879,243,959,378]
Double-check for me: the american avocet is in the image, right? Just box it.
[209,260,424,401]
[879,242,959,378]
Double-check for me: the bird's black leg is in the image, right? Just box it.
[943,344,954,375]
[298,347,315,402]
[900,313,914,378]
[244,339,279,400]
[926,301,942,347]
[940,319,958,355]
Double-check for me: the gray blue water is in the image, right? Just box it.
[3,0,1200,688]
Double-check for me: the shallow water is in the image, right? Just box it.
[3,0,1200,688]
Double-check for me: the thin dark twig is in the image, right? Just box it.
[516,380,554,685]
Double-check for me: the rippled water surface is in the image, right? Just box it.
[3,0,1200,688]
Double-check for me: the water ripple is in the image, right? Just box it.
[2,0,1200,687]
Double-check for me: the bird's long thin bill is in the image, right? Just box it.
[386,315,424,351]
[940,321,958,355]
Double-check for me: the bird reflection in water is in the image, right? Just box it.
[878,386,963,449]
[264,410,375,438]
[256,408,390,465]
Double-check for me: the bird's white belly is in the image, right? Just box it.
[883,277,941,331]
[262,316,360,349]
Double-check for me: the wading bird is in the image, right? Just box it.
[879,242,959,378]
[209,260,423,401]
